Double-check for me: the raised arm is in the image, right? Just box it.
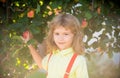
[27,44,43,69]
[22,30,43,69]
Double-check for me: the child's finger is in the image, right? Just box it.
[20,36,25,41]
[20,36,28,43]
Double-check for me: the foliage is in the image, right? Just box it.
[0,0,120,78]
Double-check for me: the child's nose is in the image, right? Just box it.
[59,35,65,40]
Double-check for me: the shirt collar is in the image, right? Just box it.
[53,47,73,56]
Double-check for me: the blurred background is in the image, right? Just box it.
[0,0,120,78]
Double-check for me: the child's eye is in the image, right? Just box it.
[54,33,59,35]
[64,33,69,35]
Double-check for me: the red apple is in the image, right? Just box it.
[27,10,34,18]
[22,31,29,39]
[81,19,88,28]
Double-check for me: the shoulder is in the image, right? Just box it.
[42,53,51,70]
[75,55,87,64]
[77,54,86,60]
[42,53,51,61]
[72,54,87,70]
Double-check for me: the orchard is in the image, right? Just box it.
[0,0,120,78]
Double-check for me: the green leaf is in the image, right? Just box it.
[85,11,92,20]
[30,26,40,34]
[36,3,40,14]
[27,39,36,45]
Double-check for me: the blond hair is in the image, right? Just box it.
[45,13,84,54]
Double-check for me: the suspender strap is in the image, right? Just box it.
[47,53,78,78]
[46,53,52,77]
[47,53,52,64]
[47,53,52,70]
[64,53,78,78]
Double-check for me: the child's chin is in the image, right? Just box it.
[58,47,67,51]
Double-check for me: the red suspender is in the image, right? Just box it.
[64,53,78,78]
[47,53,78,78]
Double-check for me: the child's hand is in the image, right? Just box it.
[21,30,31,43]
[23,30,29,39]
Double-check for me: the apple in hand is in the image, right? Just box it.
[22,31,29,39]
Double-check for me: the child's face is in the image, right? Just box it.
[53,26,74,51]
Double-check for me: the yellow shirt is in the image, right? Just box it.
[42,48,89,78]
